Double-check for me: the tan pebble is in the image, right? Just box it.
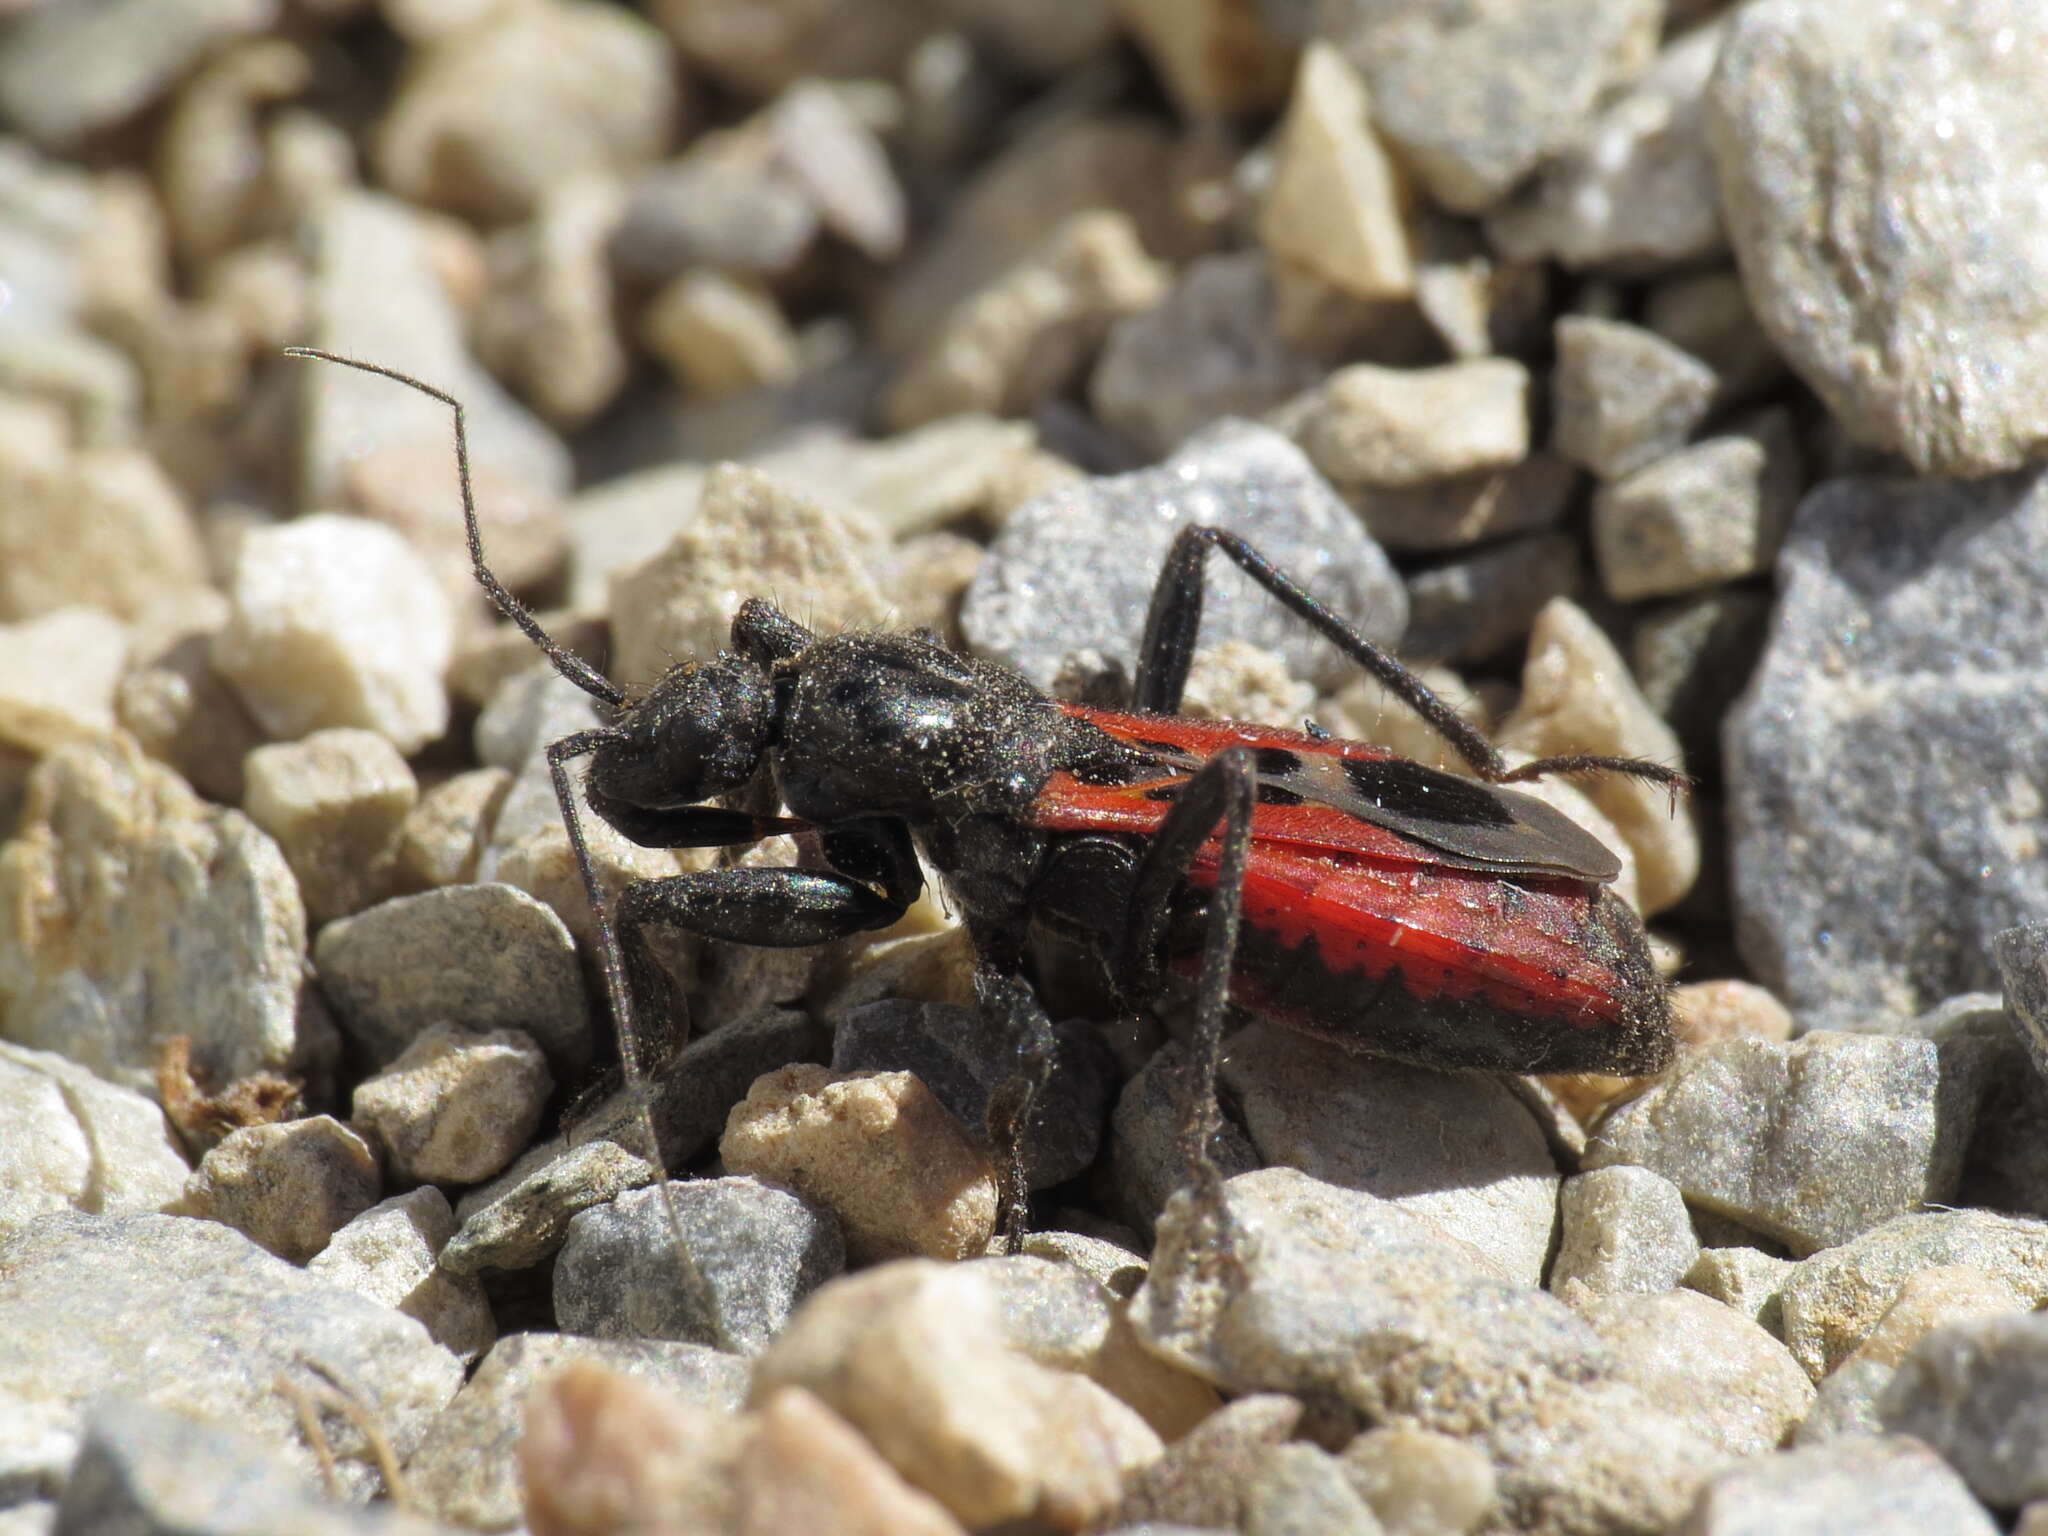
[737,1387,966,1536]
[173,1115,380,1264]
[1673,978,1795,1048]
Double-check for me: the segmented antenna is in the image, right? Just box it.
[283,346,687,1276]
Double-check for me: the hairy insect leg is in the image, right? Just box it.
[1117,746,1257,1267]
[975,966,1058,1255]
[1133,525,1688,800]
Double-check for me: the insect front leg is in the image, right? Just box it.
[1133,525,1686,796]
[974,964,1058,1255]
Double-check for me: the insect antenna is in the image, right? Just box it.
[281,348,624,708]
[284,347,692,1285]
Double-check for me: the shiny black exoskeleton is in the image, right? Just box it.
[286,348,1684,1247]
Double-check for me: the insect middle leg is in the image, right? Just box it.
[1134,525,1685,795]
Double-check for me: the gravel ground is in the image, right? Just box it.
[2,2,2048,1533]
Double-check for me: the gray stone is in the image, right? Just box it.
[471,662,608,867]
[1129,1169,1727,1533]
[609,132,820,284]
[1552,1166,1700,1298]
[404,1331,749,1531]
[1593,412,1804,601]
[555,1177,844,1355]
[352,1025,552,1186]
[0,1042,188,1225]
[1339,1426,1497,1535]
[0,1213,462,1500]
[1318,0,1663,214]
[1643,270,1786,407]
[1996,926,2048,1088]
[1777,1210,2048,1380]
[1726,471,2048,1032]
[1586,1034,1975,1257]
[1400,531,1581,664]
[1573,1289,1813,1458]
[964,419,1404,692]
[173,1115,381,1265]
[1485,22,1727,271]
[832,1000,1118,1190]
[1089,254,1323,459]
[0,0,276,148]
[313,884,592,1074]
[1222,1023,1559,1286]
[0,734,311,1094]
[1102,1042,1260,1236]
[1243,1444,1383,1536]
[1551,316,1718,482]
[1679,1435,1996,1535]
[443,1135,657,1275]
[1632,589,1774,777]
[1708,0,2048,476]
[53,1397,458,1536]
[1797,1355,1897,1445]
[1112,1395,1303,1529]
[1879,1312,2048,1508]
[306,1188,494,1364]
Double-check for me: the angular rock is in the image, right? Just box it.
[642,267,800,400]
[1726,472,2048,1031]
[0,1213,462,1499]
[1339,1425,1497,1536]
[1550,316,1718,482]
[1114,1395,1305,1529]
[0,607,128,754]
[1486,22,1727,271]
[1995,925,2048,1090]
[769,80,906,262]
[1878,1312,2048,1508]
[1243,1443,1382,1536]
[1102,1041,1260,1236]
[1120,0,1294,117]
[609,128,820,283]
[962,419,1404,691]
[1708,0,2048,475]
[1552,1165,1699,1298]
[1684,1246,1796,1338]
[832,1000,1118,1191]
[242,729,417,927]
[442,1134,654,1276]
[1223,1023,1560,1286]
[1290,359,1528,490]
[313,883,592,1074]
[305,1188,494,1363]
[1319,0,1663,213]
[610,461,889,691]
[116,626,264,808]
[213,513,454,756]
[1573,1289,1813,1458]
[0,734,310,1093]
[0,1042,188,1225]
[1497,596,1697,913]
[393,767,508,892]
[351,1025,552,1186]
[375,0,675,223]
[720,1065,998,1263]
[555,1177,844,1355]
[885,209,1167,432]
[1258,42,1414,301]
[1400,532,1581,667]
[750,1259,1163,1530]
[1587,1034,1974,1257]
[1593,412,1804,602]
[736,1385,970,1535]
[1129,1168,1727,1533]
[1777,1210,2048,1380]
[0,443,208,625]
[1337,455,1577,554]
[1684,1435,1996,1535]
[173,1115,380,1265]
[405,1331,749,1531]
[1089,253,1324,459]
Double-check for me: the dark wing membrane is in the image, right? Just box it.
[1058,705,1622,883]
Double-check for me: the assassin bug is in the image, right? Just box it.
[286,348,1683,1248]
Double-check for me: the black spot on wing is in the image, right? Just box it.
[1339,757,1517,826]
[1254,746,1303,776]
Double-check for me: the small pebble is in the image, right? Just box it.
[172,1114,380,1264]
[1684,1246,1796,1339]
[1340,1426,1497,1536]
[1550,316,1718,482]
[1399,531,1581,666]
[720,1064,998,1263]
[306,1186,495,1362]
[242,728,417,927]
[555,1177,844,1354]
[442,1135,655,1276]
[212,512,455,756]
[115,628,264,806]
[1552,1165,1700,1298]
[1291,359,1529,490]
[1114,1395,1305,1530]
[1878,1311,2048,1508]
[1242,1442,1383,1536]
[1120,0,1292,117]
[737,1386,969,1536]
[351,1025,552,1186]
[642,267,800,400]
[1680,1434,1996,1536]
[407,1332,748,1530]
[393,766,509,892]
[0,607,129,754]
[0,1042,189,1225]
[313,883,593,1074]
